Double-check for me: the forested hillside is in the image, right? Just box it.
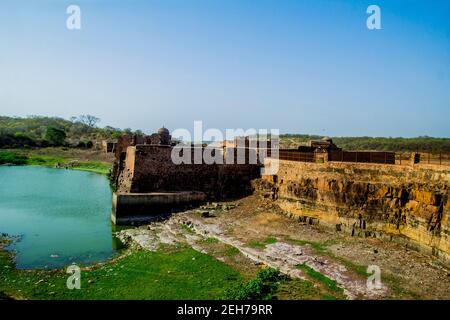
[0,116,139,148]
[1,116,449,152]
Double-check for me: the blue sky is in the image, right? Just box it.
[0,0,449,137]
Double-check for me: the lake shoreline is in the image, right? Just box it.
[0,166,116,270]
[1,163,110,175]
[0,234,245,300]
[0,148,113,175]
[0,233,126,300]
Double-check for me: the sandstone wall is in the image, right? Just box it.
[255,159,450,263]
[117,145,261,200]
[112,191,206,224]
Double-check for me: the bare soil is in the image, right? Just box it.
[117,195,450,300]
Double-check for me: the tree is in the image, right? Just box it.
[45,126,66,146]
[111,131,123,139]
[77,115,100,128]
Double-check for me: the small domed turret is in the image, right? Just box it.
[158,127,169,135]
[155,126,171,145]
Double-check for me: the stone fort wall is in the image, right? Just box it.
[117,145,261,200]
[255,159,450,264]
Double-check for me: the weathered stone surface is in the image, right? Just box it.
[116,145,261,199]
[254,159,450,264]
[112,191,207,224]
[117,209,386,299]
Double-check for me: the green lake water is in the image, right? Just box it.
[0,166,121,269]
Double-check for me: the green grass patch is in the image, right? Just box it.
[72,161,111,174]
[332,256,368,278]
[275,278,322,300]
[297,264,344,296]
[247,236,278,249]
[0,151,28,165]
[180,224,194,234]
[26,155,66,167]
[283,236,334,255]
[0,151,111,175]
[322,294,339,300]
[199,237,219,245]
[0,244,243,300]
[223,246,240,257]
[27,156,110,174]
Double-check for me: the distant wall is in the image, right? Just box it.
[329,150,396,164]
[277,149,396,164]
[255,159,450,264]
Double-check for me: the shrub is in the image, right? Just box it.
[0,152,28,165]
[45,126,66,146]
[221,267,285,300]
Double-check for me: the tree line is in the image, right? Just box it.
[280,134,450,152]
[0,115,139,148]
[2,116,449,152]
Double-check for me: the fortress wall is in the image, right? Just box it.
[112,191,207,225]
[117,145,261,200]
[255,159,450,264]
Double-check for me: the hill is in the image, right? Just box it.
[2,116,449,152]
[0,115,138,148]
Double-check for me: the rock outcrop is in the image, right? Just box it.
[254,159,450,264]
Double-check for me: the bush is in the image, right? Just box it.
[221,268,285,300]
[0,132,36,148]
[45,126,66,146]
[0,152,28,165]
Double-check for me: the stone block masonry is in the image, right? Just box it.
[255,158,450,265]
[112,191,207,224]
[116,145,261,199]
[112,137,261,224]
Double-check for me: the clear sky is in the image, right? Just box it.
[0,0,449,137]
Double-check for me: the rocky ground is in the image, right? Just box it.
[116,195,450,300]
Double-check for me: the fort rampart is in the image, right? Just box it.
[255,159,450,264]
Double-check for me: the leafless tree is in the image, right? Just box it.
[77,115,100,128]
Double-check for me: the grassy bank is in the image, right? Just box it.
[0,150,112,175]
[0,242,243,300]
[0,234,348,300]
[0,151,28,165]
